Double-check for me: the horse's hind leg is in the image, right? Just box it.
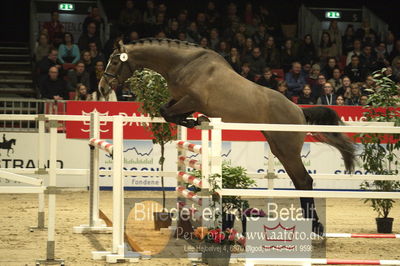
[265,132,324,235]
[160,96,198,128]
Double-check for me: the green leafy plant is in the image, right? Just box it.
[358,68,400,218]
[128,68,176,209]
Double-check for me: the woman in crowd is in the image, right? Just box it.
[88,42,105,63]
[297,84,316,105]
[281,38,297,73]
[345,83,362,105]
[336,75,352,96]
[74,83,91,100]
[307,64,321,87]
[317,82,337,105]
[328,67,343,93]
[318,31,337,63]
[336,95,345,106]
[216,40,229,58]
[242,37,254,58]
[327,20,342,57]
[298,34,318,66]
[321,57,339,80]
[225,47,241,73]
[342,24,355,55]
[263,35,281,69]
[35,32,51,62]
[58,32,80,64]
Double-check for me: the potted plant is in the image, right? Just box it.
[358,68,400,233]
[129,68,176,230]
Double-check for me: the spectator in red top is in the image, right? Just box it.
[42,11,64,48]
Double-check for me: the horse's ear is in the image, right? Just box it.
[116,40,125,52]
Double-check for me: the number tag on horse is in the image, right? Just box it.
[120,53,128,62]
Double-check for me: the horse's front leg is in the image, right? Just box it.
[160,96,197,128]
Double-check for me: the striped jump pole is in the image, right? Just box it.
[176,186,202,205]
[325,233,400,239]
[178,156,202,171]
[177,171,203,188]
[177,140,202,154]
[89,138,113,155]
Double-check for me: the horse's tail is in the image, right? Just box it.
[302,106,355,172]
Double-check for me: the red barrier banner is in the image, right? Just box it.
[66,101,369,141]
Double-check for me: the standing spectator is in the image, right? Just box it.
[327,20,342,57]
[385,31,395,56]
[196,12,209,38]
[205,1,220,29]
[311,74,326,99]
[143,0,157,34]
[346,39,362,65]
[307,64,321,87]
[298,34,318,66]
[83,6,105,37]
[258,5,282,39]
[297,84,316,105]
[244,47,266,77]
[336,95,345,106]
[118,0,142,35]
[42,11,64,47]
[285,61,306,96]
[318,32,337,62]
[58,32,80,64]
[342,24,355,55]
[355,20,377,43]
[281,39,297,73]
[336,76,352,96]
[216,41,229,58]
[344,55,366,82]
[78,22,102,51]
[88,42,105,63]
[360,44,378,73]
[66,61,90,92]
[35,33,51,62]
[321,57,339,80]
[240,62,255,81]
[276,80,292,100]
[257,67,278,90]
[81,50,94,73]
[74,83,92,101]
[36,48,61,83]
[345,83,362,105]
[242,38,254,58]
[225,47,241,73]
[328,67,343,93]
[242,2,254,25]
[317,82,337,105]
[90,60,105,93]
[263,36,281,69]
[209,28,220,50]
[39,66,68,100]
[375,42,390,68]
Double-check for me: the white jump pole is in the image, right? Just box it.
[36,117,46,230]
[210,118,222,227]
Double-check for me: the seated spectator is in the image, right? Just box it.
[298,34,318,66]
[36,48,61,83]
[355,20,377,44]
[317,82,337,105]
[225,47,241,73]
[153,12,167,35]
[263,36,281,69]
[321,57,339,80]
[345,83,362,105]
[257,67,278,90]
[336,95,345,106]
[318,32,337,62]
[336,76,352,96]
[82,6,105,37]
[302,62,312,78]
[81,50,94,73]
[253,23,267,48]
[385,31,395,56]
[281,39,297,73]
[216,41,229,58]
[297,84,316,105]
[35,33,51,62]
[58,32,80,64]
[342,24,355,55]
[78,22,102,51]
[74,83,91,101]
[240,62,255,81]
[66,61,90,92]
[39,66,68,100]
[344,55,367,82]
[242,37,254,58]
[199,37,209,48]
[209,28,220,51]
[90,60,105,93]
[166,20,180,40]
[346,39,362,65]
[361,75,375,95]
[42,11,64,47]
[119,0,142,35]
[177,9,189,33]
[143,0,157,27]
[328,67,343,93]
[205,1,219,29]
[327,20,342,57]
[232,32,246,54]
[88,42,105,63]
[244,47,266,77]
[360,44,378,73]
[311,74,327,99]
[360,95,369,106]
[186,22,202,44]
[127,31,139,43]
[178,32,188,42]
[276,80,292,100]
[307,64,321,87]
[285,62,307,96]
[196,12,209,38]
[375,42,390,68]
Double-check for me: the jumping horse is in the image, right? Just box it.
[99,39,355,235]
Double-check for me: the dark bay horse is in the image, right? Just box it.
[99,39,355,234]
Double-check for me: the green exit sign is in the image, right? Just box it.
[59,3,75,11]
[325,11,341,19]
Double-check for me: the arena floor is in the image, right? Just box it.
[0,191,399,266]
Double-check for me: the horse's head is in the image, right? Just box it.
[99,40,134,98]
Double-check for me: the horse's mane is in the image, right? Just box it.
[129,38,206,50]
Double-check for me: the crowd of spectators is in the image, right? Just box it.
[33,0,400,105]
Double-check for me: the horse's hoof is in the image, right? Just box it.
[180,119,197,128]
[197,115,210,124]
[312,221,324,236]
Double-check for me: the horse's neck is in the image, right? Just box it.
[128,44,194,77]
